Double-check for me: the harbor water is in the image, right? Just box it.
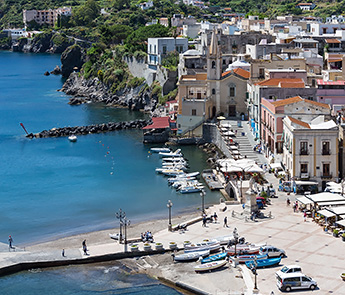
[0,51,221,245]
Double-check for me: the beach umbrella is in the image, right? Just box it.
[223,131,235,136]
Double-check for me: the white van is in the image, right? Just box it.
[276,272,317,292]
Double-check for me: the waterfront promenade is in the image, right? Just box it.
[1,121,345,294]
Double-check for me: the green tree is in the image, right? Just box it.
[72,0,100,26]
[113,0,131,11]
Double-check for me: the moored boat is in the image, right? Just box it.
[185,241,220,253]
[161,169,185,176]
[245,257,281,269]
[68,135,77,142]
[225,245,260,255]
[173,250,210,262]
[159,149,182,157]
[179,185,204,194]
[150,147,170,153]
[194,260,227,272]
[201,252,228,264]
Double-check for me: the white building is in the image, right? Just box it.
[139,1,153,10]
[147,37,188,69]
[282,116,338,190]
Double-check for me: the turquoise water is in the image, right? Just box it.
[0,263,182,295]
[0,51,220,245]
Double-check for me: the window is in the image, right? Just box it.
[300,141,308,155]
[162,45,167,55]
[189,89,194,96]
[302,277,311,282]
[323,163,330,177]
[154,45,156,54]
[212,88,216,95]
[259,68,265,78]
[191,109,197,116]
[149,45,152,53]
[212,61,216,68]
[229,85,235,97]
[322,141,330,155]
[301,163,308,173]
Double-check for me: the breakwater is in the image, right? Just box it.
[28,119,150,138]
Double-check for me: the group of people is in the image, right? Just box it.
[141,231,154,242]
[202,212,218,227]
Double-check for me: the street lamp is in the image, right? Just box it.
[115,209,126,243]
[233,227,239,257]
[167,200,173,231]
[253,256,258,291]
[341,179,345,197]
[123,217,131,252]
[200,190,206,215]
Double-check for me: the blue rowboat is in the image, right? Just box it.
[245,257,281,269]
[201,252,227,264]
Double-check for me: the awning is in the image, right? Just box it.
[329,206,345,216]
[270,163,282,169]
[308,192,345,203]
[335,219,345,227]
[297,196,313,205]
[318,201,345,207]
[317,209,336,218]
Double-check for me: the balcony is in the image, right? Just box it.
[322,150,331,155]
[300,150,309,155]
[300,173,309,179]
[321,173,332,179]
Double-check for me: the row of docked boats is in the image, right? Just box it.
[172,238,283,272]
[151,147,204,193]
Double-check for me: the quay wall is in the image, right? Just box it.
[203,123,232,158]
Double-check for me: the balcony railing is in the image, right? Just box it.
[300,150,309,155]
[322,150,331,155]
[321,173,332,179]
[300,173,309,179]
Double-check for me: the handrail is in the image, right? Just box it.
[180,117,205,136]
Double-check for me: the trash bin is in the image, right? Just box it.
[237,121,242,127]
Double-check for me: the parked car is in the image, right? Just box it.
[268,187,277,198]
[276,265,302,278]
[259,245,286,258]
[276,272,317,292]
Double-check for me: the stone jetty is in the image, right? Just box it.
[28,119,150,138]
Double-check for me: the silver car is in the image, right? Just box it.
[260,245,286,258]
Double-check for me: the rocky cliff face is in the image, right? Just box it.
[60,45,86,77]
[60,73,158,111]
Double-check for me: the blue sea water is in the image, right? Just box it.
[0,51,220,245]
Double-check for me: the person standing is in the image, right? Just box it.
[223,216,228,227]
[82,240,88,255]
[8,235,13,251]
[304,210,307,222]
[62,249,65,257]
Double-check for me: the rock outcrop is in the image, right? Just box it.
[60,73,158,111]
[60,45,86,77]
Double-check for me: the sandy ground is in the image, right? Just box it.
[26,211,201,251]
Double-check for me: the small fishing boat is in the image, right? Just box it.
[211,235,234,245]
[161,169,185,176]
[201,252,228,264]
[194,260,227,273]
[168,176,196,184]
[173,250,210,262]
[185,242,220,253]
[150,147,170,153]
[159,149,182,157]
[179,185,204,194]
[226,245,260,255]
[162,156,186,162]
[228,254,268,264]
[68,135,77,142]
[245,257,281,269]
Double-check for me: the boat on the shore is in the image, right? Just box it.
[225,245,260,255]
[150,147,170,153]
[245,257,281,268]
[201,252,228,264]
[185,242,220,253]
[68,135,77,142]
[194,260,227,272]
[228,254,268,264]
[211,235,234,245]
[173,250,210,262]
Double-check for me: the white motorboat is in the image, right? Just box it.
[150,147,171,153]
[211,235,234,245]
[179,185,204,194]
[109,233,120,240]
[185,242,221,253]
[168,176,196,184]
[161,169,185,176]
[172,180,201,189]
[162,156,186,162]
[68,135,77,142]
[173,250,210,262]
[159,149,182,157]
[194,260,227,272]
[162,159,187,166]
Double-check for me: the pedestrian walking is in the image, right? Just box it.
[213,212,218,222]
[8,235,13,251]
[62,249,65,257]
[202,215,206,227]
[223,216,228,227]
[286,197,290,206]
[304,210,307,222]
[82,239,88,255]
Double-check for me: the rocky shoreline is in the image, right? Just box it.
[28,119,150,139]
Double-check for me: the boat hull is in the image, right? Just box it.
[194,260,227,272]
[245,257,281,269]
[201,252,228,264]
[173,250,210,262]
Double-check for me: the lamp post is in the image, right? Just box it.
[167,200,173,231]
[253,255,258,291]
[233,227,239,257]
[115,208,126,243]
[341,179,345,197]
[123,217,130,252]
[200,190,206,215]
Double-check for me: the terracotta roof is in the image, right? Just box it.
[325,39,341,44]
[279,82,305,88]
[166,100,177,105]
[305,99,330,109]
[221,68,250,79]
[287,116,310,129]
[143,117,170,129]
[271,96,302,107]
[256,78,304,87]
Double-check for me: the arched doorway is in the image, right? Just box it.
[228,105,236,117]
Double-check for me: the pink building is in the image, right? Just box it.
[316,79,345,114]
[261,96,330,156]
